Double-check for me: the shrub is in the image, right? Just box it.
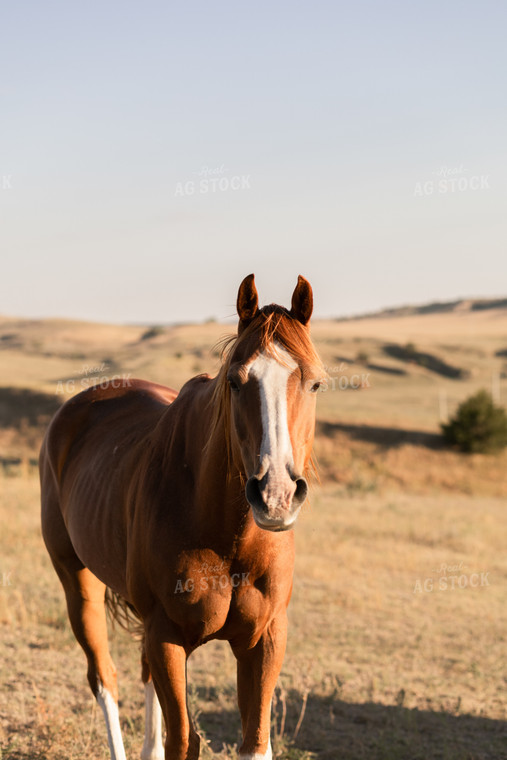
[355,350,369,365]
[442,390,507,453]
[140,325,165,341]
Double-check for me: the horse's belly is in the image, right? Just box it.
[62,485,129,597]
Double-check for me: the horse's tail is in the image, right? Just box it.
[105,588,144,640]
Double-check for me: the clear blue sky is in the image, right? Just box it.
[1,1,506,323]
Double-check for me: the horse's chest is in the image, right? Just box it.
[223,582,273,643]
[168,562,234,642]
[164,548,292,648]
[169,570,275,648]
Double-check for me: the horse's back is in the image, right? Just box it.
[40,378,177,481]
[40,379,178,592]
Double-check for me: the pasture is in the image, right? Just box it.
[1,304,506,759]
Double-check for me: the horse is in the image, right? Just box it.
[40,274,324,760]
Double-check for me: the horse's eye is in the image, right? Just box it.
[309,381,321,393]
[227,376,240,393]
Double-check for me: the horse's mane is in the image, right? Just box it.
[206,305,325,480]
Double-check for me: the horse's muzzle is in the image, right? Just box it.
[245,471,308,531]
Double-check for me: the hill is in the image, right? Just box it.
[337,296,507,321]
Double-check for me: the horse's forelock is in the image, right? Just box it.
[231,306,322,369]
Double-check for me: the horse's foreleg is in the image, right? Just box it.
[141,644,165,760]
[231,613,288,759]
[144,609,200,760]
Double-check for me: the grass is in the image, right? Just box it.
[1,306,507,758]
[0,475,506,759]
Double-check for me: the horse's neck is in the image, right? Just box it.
[164,377,249,540]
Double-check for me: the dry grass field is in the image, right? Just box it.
[1,303,507,759]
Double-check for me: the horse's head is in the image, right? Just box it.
[222,274,324,532]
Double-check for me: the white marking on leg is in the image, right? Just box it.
[141,680,165,760]
[240,738,273,759]
[96,682,127,760]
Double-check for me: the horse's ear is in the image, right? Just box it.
[290,275,313,325]
[237,273,259,333]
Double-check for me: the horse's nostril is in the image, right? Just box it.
[245,476,266,511]
[293,477,308,506]
[246,473,307,513]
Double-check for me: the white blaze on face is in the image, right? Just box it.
[248,345,297,476]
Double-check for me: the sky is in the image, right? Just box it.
[1,0,506,324]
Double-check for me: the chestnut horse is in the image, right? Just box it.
[40,274,324,760]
